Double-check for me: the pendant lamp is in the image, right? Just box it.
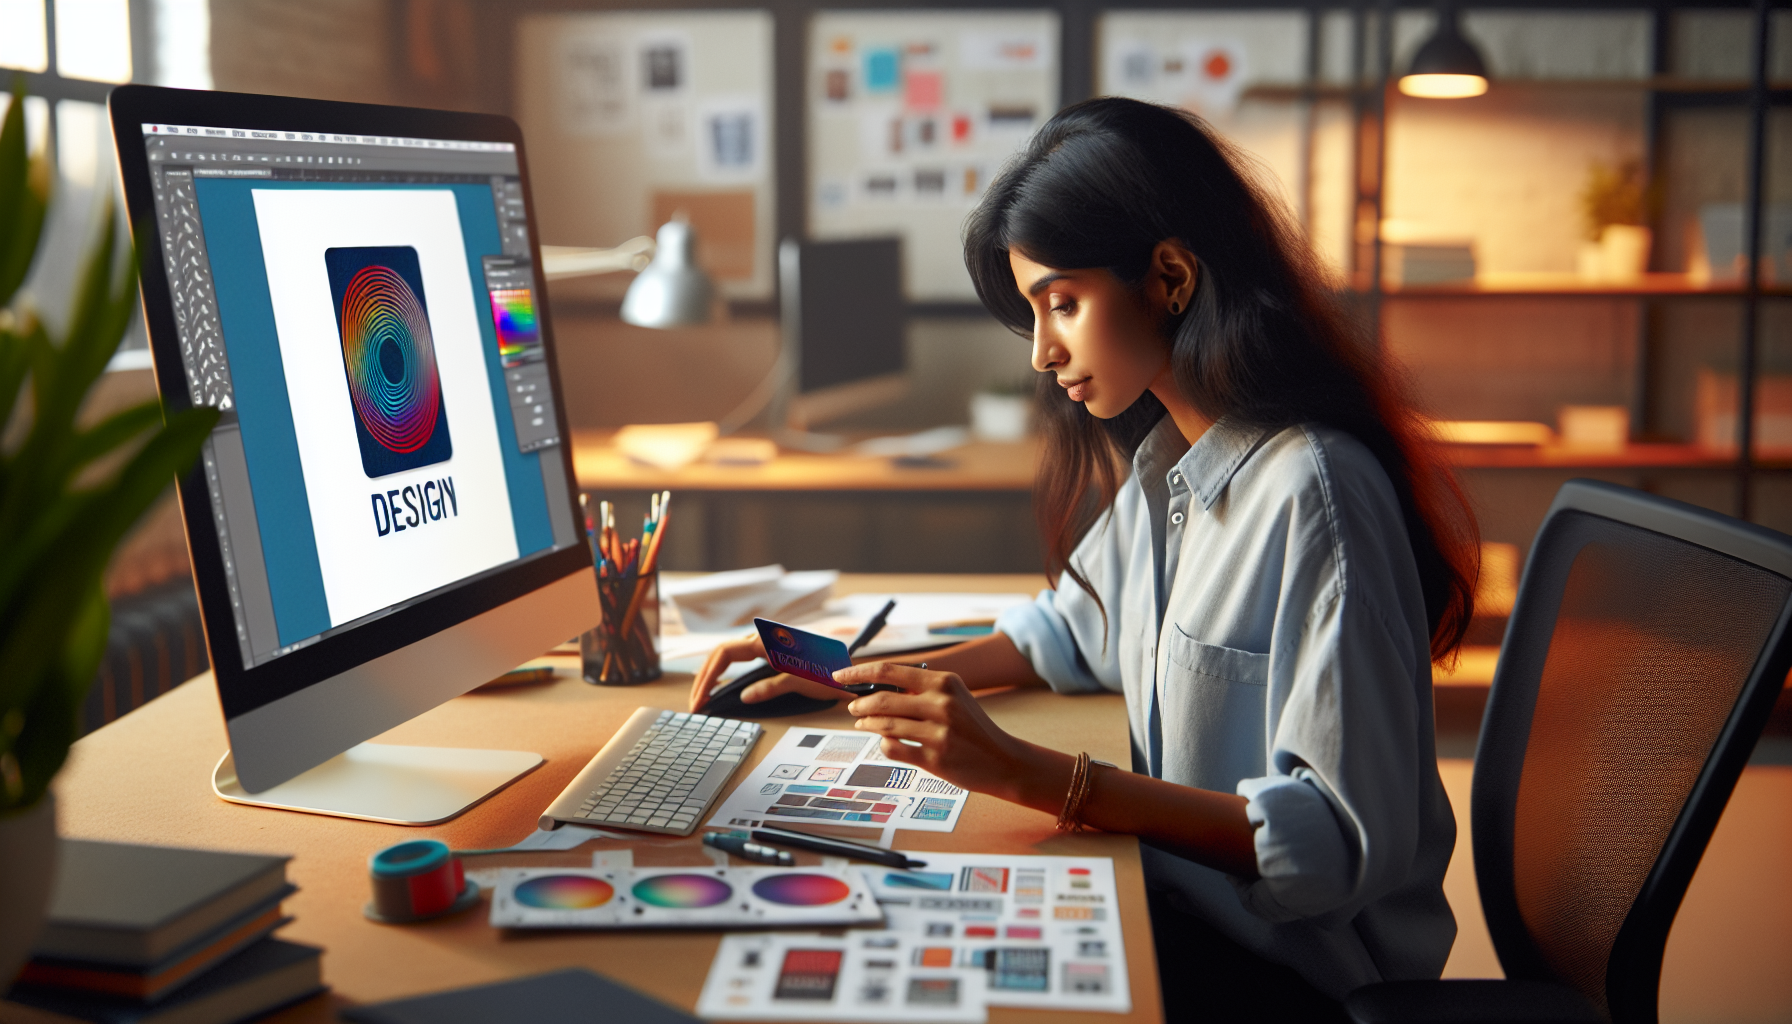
[621,218,715,328]
[1399,7,1489,99]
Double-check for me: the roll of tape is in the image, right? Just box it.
[366,840,472,923]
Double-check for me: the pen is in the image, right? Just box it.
[847,598,898,656]
[703,831,795,866]
[749,826,927,870]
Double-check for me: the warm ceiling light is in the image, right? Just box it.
[1399,7,1489,99]
[1400,73,1489,99]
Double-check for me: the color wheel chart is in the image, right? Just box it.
[751,873,854,906]
[633,873,732,908]
[488,865,882,929]
[513,874,614,910]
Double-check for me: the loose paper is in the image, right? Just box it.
[868,854,1130,1013]
[699,930,987,1022]
[707,727,968,842]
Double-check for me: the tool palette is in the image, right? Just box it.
[488,865,885,930]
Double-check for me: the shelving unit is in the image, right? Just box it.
[1334,3,1790,544]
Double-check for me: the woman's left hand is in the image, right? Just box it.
[835,662,1042,802]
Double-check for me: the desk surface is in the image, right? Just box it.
[52,575,1159,1023]
[572,431,1039,492]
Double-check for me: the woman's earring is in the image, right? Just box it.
[1169,301,1182,315]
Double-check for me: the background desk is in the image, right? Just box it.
[572,432,1042,574]
[51,574,1161,1023]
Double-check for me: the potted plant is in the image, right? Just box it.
[1579,157,1654,282]
[0,80,217,983]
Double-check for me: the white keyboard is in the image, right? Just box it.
[539,707,762,835]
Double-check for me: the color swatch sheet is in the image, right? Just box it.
[488,863,882,930]
[698,930,987,1022]
[868,854,1130,1014]
[706,727,968,842]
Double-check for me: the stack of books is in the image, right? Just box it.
[2,840,323,1024]
[1382,241,1477,287]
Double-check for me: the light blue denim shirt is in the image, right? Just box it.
[997,414,1456,997]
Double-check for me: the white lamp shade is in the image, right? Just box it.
[621,219,715,328]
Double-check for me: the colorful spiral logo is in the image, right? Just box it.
[339,264,441,454]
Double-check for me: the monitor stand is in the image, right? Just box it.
[212,744,543,826]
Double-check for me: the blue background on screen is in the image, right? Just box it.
[194,180,552,647]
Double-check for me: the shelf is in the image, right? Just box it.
[1442,442,1792,470]
[1245,78,1792,103]
[1382,272,1792,298]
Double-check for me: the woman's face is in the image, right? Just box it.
[1010,249,1173,420]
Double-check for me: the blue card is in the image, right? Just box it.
[754,618,851,690]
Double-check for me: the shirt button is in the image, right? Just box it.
[1170,511,1185,525]
[1171,473,1183,487]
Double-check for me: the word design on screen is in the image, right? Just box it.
[325,245,454,478]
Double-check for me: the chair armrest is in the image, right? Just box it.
[1344,980,1603,1024]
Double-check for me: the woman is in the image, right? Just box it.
[691,97,1476,1021]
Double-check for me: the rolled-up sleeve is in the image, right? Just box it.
[996,590,1108,694]
[1234,770,1354,921]
[996,495,1133,696]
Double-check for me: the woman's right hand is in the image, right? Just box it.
[686,633,844,712]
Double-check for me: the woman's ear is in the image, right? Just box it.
[1150,240,1199,317]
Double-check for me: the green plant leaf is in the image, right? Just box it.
[0,321,42,445]
[0,75,49,309]
[0,403,216,713]
[64,399,163,476]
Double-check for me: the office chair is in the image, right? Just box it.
[1347,480,1792,1024]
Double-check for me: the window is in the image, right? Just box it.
[0,0,210,361]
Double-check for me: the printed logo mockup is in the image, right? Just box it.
[325,246,453,478]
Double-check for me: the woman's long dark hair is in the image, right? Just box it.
[965,97,1478,664]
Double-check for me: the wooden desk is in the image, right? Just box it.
[572,431,1040,494]
[573,434,1044,574]
[50,575,1159,1023]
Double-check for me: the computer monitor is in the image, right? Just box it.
[776,237,907,430]
[109,86,599,825]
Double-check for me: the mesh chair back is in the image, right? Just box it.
[1473,481,1792,1024]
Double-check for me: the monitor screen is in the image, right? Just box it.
[789,237,905,395]
[119,102,586,722]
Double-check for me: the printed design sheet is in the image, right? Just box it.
[707,727,968,842]
[698,930,987,1022]
[869,854,1130,1013]
[488,863,882,930]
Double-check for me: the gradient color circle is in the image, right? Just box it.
[631,873,732,908]
[513,875,614,910]
[751,873,852,906]
[339,264,441,453]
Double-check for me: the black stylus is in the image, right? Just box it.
[750,826,927,870]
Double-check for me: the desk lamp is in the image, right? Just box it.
[1399,6,1489,99]
[621,217,715,327]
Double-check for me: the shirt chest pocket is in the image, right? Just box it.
[1159,627,1271,789]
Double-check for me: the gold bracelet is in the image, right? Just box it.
[1056,753,1116,833]
[1057,752,1093,832]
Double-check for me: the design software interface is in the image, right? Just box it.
[138,122,579,674]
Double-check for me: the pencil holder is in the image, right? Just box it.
[582,570,661,685]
